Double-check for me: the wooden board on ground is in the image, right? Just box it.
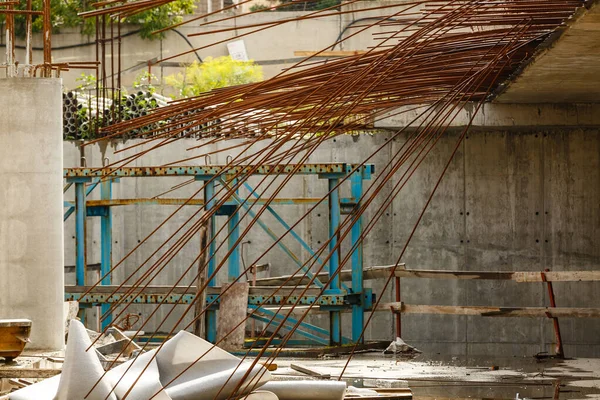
[291,363,331,379]
[345,388,412,399]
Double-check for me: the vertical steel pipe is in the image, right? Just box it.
[75,181,87,286]
[203,179,218,343]
[350,171,364,344]
[328,177,342,346]
[100,178,113,329]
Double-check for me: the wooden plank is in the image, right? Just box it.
[0,369,60,378]
[394,269,600,282]
[381,303,600,318]
[255,265,402,286]
[255,265,600,285]
[514,271,600,282]
[294,50,367,57]
[394,269,515,280]
[290,363,331,379]
[345,388,412,399]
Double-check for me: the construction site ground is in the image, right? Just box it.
[2,351,600,400]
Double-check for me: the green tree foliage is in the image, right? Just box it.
[165,56,264,98]
[2,0,195,40]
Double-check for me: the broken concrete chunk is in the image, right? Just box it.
[384,337,421,358]
[363,378,409,389]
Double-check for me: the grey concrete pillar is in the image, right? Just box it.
[0,78,64,350]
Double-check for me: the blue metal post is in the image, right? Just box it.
[64,179,100,221]
[100,178,113,330]
[204,179,217,343]
[227,180,240,282]
[328,178,342,346]
[75,182,87,286]
[351,171,364,343]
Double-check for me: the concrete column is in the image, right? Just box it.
[0,78,64,350]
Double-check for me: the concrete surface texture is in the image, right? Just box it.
[376,103,600,130]
[272,356,600,400]
[63,115,600,358]
[497,1,600,103]
[0,78,65,350]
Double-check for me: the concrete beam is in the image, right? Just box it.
[375,103,600,130]
[495,1,600,103]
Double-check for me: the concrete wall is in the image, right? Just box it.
[0,79,65,350]
[63,119,600,358]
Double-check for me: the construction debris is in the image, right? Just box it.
[9,320,348,400]
[0,320,31,363]
[383,338,421,360]
[290,363,331,379]
[363,379,409,389]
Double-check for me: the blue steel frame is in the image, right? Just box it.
[64,163,374,346]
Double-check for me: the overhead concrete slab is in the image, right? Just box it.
[496,1,600,103]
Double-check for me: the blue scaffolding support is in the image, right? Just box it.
[64,163,375,346]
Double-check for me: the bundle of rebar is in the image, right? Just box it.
[69,0,587,398]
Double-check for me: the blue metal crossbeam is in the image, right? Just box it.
[248,305,352,344]
[220,179,325,289]
[62,163,376,347]
[248,314,329,346]
[64,178,99,221]
[64,164,374,178]
[242,182,350,291]
[64,292,347,307]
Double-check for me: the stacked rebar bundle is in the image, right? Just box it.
[68,0,587,398]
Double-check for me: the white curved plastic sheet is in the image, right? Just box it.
[165,362,270,400]
[10,320,117,400]
[106,349,172,400]
[154,330,242,387]
[53,320,118,400]
[9,374,60,400]
[10,324,343,400]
